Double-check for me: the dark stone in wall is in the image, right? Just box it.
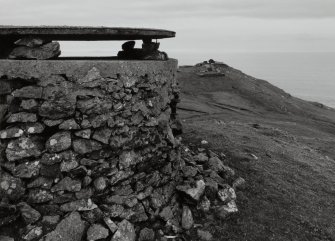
[14,37,51,48]
[118,40,168,60]
[9,42,61,60]
[39,98,76,119]
[0,39,15,59]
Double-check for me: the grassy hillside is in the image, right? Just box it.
[178,61,335,240]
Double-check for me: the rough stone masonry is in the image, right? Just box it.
[0,58,179,239]
[0,44,243,240]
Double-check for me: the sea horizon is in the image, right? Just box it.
[59,42,335,108]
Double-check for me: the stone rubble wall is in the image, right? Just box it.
[0,59,244,241]
[0,59,184,240]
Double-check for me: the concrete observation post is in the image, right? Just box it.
[0,26,182,240]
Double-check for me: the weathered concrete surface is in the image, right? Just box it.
[0,59,177,80]
[0,26,175,41]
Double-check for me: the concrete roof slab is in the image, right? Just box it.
[0,26,176,41]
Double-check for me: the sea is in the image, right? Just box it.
[178,52,335,108]
[60,42,335,108]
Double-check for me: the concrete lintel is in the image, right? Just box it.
[0,59,178,80]
[0,26,176,41]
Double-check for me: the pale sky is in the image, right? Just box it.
[0,0,334,64]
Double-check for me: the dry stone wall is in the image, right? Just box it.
[0,59,243,241]
[0,59,182,240]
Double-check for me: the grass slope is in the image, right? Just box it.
[178,63,335,241]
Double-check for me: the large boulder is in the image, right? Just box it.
[19,202,41,224]
[6,137,42,161]
[72,139,102,154]
[39,98,76,120]
[176,179,206,201]
[111,219,136,241]
[14,37,50,47]
[86,223,109,241]
[9,42,61,60]
[60,199,97,212]
[12,86,43,99]
[0,172,25,201]
[0,203,20,227]
[40,212,85,241]
[0,127,24,139]
[181,205,194,230]
[6,112,37,123]
[51,177,81,193]
[46,131,72,153]
[0,235,14,241]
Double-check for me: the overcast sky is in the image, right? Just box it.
[0,0,334,64]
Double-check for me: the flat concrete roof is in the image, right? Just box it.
[0,26,175,41]
[0,59,178,80]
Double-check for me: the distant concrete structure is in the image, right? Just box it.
[196,59,228,77]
